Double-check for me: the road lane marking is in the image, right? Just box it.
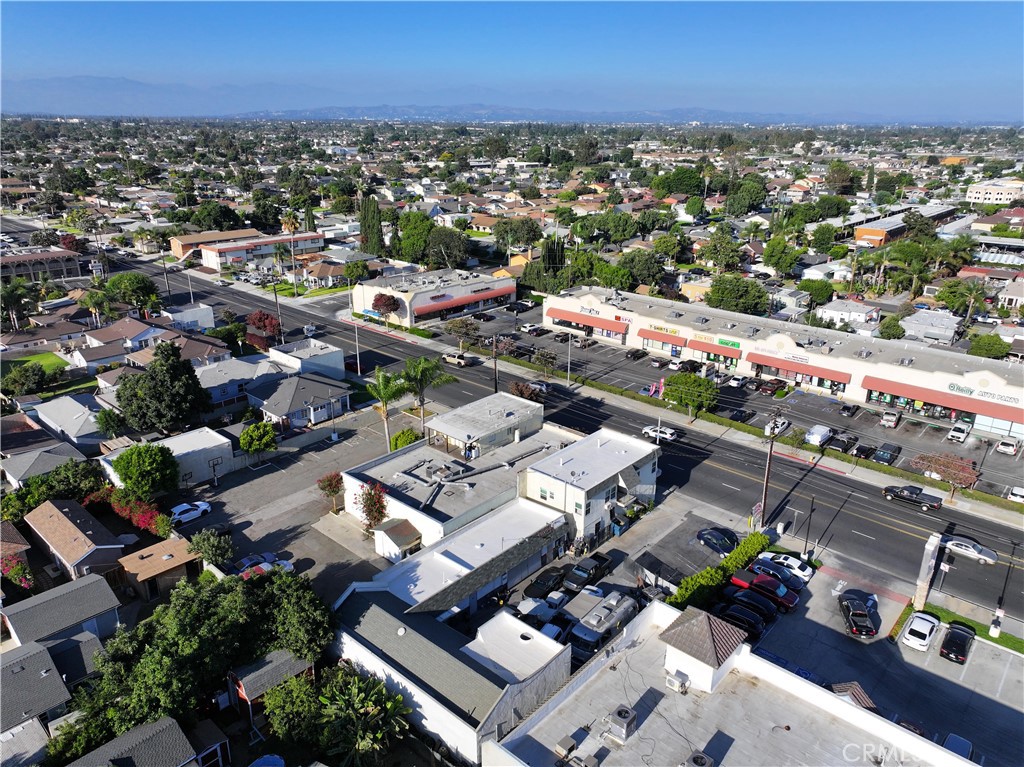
[851,530,875,540]
[722,483,741,491]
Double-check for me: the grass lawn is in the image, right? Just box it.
[466,230,491,238]
[1,351,70,377]
[260,283,307,298]
[303,284,353,299]
[39,376,97,400]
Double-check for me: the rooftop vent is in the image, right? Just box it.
[724,322,736,329]
[898,357,915,366]
[856,349,872,359]
[668,311,681,318]
[606,705,638,743]
[695,316,709,325]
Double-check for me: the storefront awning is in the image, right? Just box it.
[413,285,516,316]
[688,339,741,359]
[546,307,628,335]
[747,353,852,384]
[638,328,687,347]
[861,376,1022,423]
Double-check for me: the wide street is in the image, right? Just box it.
[139,262,1024,621]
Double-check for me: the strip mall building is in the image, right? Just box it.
[544,286,1024,438]
[352,269,517,327]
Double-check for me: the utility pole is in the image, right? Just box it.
[804,495,814,557]
[491,334,498,394]
[161,252,171,298]
[272,283,285,345]
[566,337,572,383]
[760,408,782,527]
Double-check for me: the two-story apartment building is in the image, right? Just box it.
[198,232,325,271]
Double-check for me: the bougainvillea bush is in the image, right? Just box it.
[1,554,34,591]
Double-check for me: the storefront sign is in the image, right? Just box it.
[650,325,679,335]
[783,353,810,364]
[718,339,740,349]
[430,293,450,301]
[580,307,600,316]
[949,383,1022,406]
[694,333,714,343]
[614,315,633,324]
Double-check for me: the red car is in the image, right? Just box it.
[730,570,799,612]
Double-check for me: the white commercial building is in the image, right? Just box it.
[198,232,325,271]
[351,268,517,327]
[543,286,1024,438]
[966,178,1024,206]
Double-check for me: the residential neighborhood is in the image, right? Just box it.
[2,2,1024,766]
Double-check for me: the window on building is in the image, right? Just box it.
[540,488,549,501]
[574,501,583,514]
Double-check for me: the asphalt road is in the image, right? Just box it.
[141,264,1024,619]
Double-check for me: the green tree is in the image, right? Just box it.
[810,223,837,253]
[390,427,421,452]
[902,209,938,243]
[402,356,458,435]
[264,673,322,749]
[111,443,179,501]
[116,342,212,432]
[398,211,435,262]
[319,668,411,766]
[344,260,369,282]
[797,279,836,307]
[663,373,719,416]
[652,235,681,262]
[1,361,51,396]
[190,201,243,231]
[186,529,235,567]
[1,277,34,328]
[540,235,566,272]
[105,272,159,310]
[358,197,385,256]
[825,160,856,195]
[424,226,468,269]
[96,408,127,438]
[878,314,906,339]
[240,421,278,464]
[366,368,409,452]
[968,334,1011,359]
[700,226,742,274]
[619,250,663,286]
[761,236,799,274]
[684,196,705,218]
[705,275,769,315]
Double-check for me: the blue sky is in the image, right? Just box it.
[2,1,1022,121]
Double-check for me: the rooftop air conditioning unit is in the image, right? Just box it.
[606,705,637,743]
[665,671,689,693]
[857,349,871,358]
[682,751,716,767]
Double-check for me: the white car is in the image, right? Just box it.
[727,375,749,388]
[528,381,550,394]
[880,410,902,428]
[1008,487,1024,504]
[995,438,1021,456]
[214,279,231,287]
[668,359,685,371]
[168,502,212,527]
[233,552,277,572]
[760,552,814,583]
[764,417,791,437]
[946,423,972,443]
[519,323,541,333]
[642,425,679,442]
[901,612,940,651]
[941,535,999,565]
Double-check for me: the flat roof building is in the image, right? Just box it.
[967,178,1024,206]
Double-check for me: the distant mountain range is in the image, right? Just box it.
[1,76,1018,126]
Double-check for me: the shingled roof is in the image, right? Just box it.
[1,574,120,644]
[24,499,121,568]
[67,716,197,767]
[230,649,311,700]
[1,642,72,731]
[658,607,747,668]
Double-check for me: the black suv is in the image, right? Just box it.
[837,594,877,638]
[625,349,648,361]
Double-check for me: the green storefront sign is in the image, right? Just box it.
[718,339,740,349]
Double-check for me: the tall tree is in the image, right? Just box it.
[365,368,409,452]
[402,357,458,435]
[240,421,278,463]
[705,275,770,315]
[318,669,411,766]
[359,197,385,256]
[424,226,468,269]
[317,472,344,513]
[111,443,179,501]
[398,211,435,262]
[280,209,301,280]
[116,342,212,432]
[700,226,742,274]
[105,272,159,310]
[664,373,719,416]
[1,277,33,328]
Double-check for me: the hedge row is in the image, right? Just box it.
[351,313,435,339]
[666,531,771,610]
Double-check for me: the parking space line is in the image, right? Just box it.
[995,655,1011,696]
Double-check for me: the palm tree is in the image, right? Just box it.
[741,221,763,243]
[272,242,290,276]
[906,261,932,297]
[35,273,54,301]
[963,280,989,325]
[78,289,111,329]
[402,357,458,435]
[1,277,32,328]
[280,210,300,284]
[937,233,976,272]
[365,367,409,452]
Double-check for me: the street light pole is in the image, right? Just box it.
[161,251,171,298]
[492,334,498,394]
[566,337,572,383]
[271,283,285,345]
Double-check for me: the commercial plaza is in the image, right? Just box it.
[543,286,1024,438]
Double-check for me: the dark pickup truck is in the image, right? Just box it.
[883,485,943,511]
[563,552,613,593]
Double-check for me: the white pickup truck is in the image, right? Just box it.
[946,423,972,443]
[880,410,902,428]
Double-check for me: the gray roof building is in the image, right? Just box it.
[659,608,747,669]
[1,642,71,732]
[2,442,86,488]
[246,372,350,419]
[42,631,103,687]
[229,649,312,701]
[1,574,120,645]
[66,716,197,767]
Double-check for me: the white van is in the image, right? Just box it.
[806,425,834,447]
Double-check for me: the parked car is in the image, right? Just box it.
[503,302,524,313]
[839,404,859,417]
[721,585,778,623]
[667,359,685,371]
[901,612,940,651]
[744,378,763,391]
[759,553,814,583]
[996,438,1022,456]
[1008,486,1024,504]
[729,570,799,612]
[850,443,876,460]
[697,527,739,558]
[748,559,804,591]
[727,375,749,388]
[540,613,576,643]
[524,565,569,599]
[650,358,669,369]
[837,594,877,638]
[939,624,975,664]
[519,323,540,333]
[232,552,277,573]
[805,425,834,447]
[625,348,648,361]
[199,522,232,537]
[472,312,494,322]
[872,443,901,466]
[729,409,756,424]
[528,327,550,337]
[829,433,859,453]
[552,332,573,343]
[638,385,659,397]
[880,410,902,428]
[562,553,613,593]
[168,502,212,527]
[941,535,998,565]
[882,485,943,511]
[641,425,678,442]
[572,337,596,349]
[711,603,765,641]
[946,423,972,443]
[764,417,791,437]
[758,379,787,395]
